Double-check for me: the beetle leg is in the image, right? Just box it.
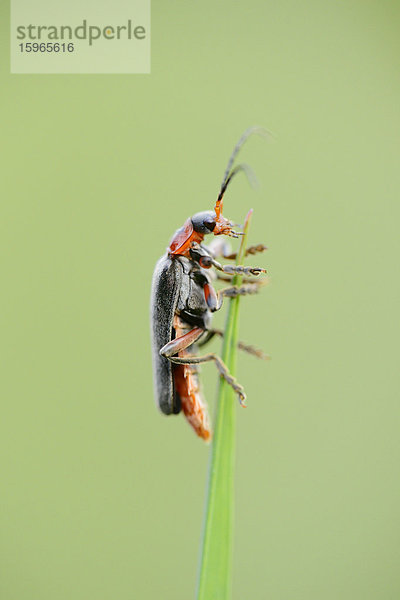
[221,244,268,260]
[211,282,265,313]
[216,273,269,286]
[160,327,205,358]
[198,328,270,360]
[168,353,247,406]
[219,283,262,298]
[204,240,267,260]
[237,340,270,360]
[211,258,266,277]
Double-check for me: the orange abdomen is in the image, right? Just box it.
[174,363,211,442]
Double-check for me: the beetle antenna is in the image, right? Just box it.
[220,126,270,192]
[218,163,258,202]
[215,163,258,218]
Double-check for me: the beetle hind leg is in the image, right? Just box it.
[159,326,205,358]
[168,353,247,406]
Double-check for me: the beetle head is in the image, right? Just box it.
[191,210,240,238]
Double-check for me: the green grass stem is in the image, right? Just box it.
[196,210,254,600]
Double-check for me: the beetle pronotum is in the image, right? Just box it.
[150,127,268,441]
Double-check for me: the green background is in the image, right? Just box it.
[1,1,400,598]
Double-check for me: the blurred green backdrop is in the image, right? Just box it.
[1,1,400,599]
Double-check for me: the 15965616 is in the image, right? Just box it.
[18,42,75,53]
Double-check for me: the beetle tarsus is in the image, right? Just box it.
[213,354,247,405]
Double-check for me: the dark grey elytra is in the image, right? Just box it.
[150,256,183,414]
[150,127,269,422]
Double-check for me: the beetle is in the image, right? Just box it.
[150,127,268,441]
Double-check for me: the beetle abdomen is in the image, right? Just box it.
[173,316,211,441]
[174,363,211,441]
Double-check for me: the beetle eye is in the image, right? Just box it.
[204,218,216,232]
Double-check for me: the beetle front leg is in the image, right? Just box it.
[204,239,267,261]
[222,244,268,260]
[211,258,266,277]
[168,353,246,406]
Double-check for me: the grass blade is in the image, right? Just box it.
[196,210,254,600]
